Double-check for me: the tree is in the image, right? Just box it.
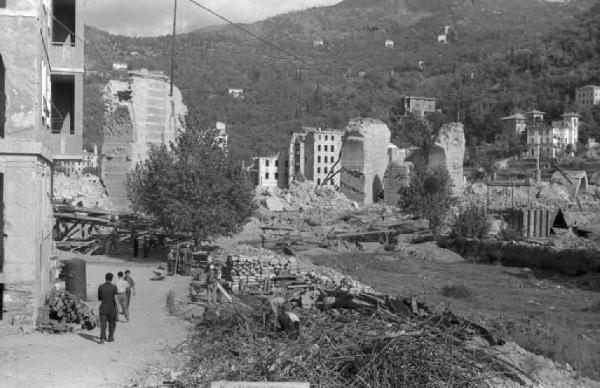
[127,119,257,239]
[398,159,456,233]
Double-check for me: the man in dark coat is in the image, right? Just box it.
[98,272,118,343]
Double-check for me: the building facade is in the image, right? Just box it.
[0,0,66,326]
[575,85,600,107]
[304,129,343,187]
[401,96,437,117]
[247,154,287,189]
[496,113,527,144]
[527,112,579,159]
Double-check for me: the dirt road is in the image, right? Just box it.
[0,254,190,388]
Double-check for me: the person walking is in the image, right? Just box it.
[98,273,118,343]
[115,271,130,322]
[124,270,135,312]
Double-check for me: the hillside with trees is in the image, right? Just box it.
[83,0,600,161]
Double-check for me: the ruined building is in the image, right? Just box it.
[340,118,391,205]
[102,69,187,210]
[428,122,466,191]
[0,0,85,327]
[304,129,343,187]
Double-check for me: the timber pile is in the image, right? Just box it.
[225,254,297,292]
[48,290,97,330]
[176,292,533,387]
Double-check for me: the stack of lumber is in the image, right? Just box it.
[225,254,297,292]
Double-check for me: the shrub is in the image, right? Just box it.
[440,284,475,300]
[452,206,490,239]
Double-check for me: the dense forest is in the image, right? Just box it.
[83,0,600,161]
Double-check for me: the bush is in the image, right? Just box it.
[452,206,490,239]
[440,284,475,300]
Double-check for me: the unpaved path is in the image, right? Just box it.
[0,254,190,388]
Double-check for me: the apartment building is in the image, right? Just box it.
[0,0,83,326]
[304,129,344,187]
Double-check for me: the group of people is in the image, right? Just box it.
[167,244,195,275]
[97,270,135,343]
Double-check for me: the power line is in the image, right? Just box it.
[185,0,332,77]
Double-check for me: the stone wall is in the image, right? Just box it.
[428,122,465,191]
[340,118,391,205]
[439,237,600,275]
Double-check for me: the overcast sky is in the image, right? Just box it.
[85,0,342,37]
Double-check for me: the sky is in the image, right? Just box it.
[85,0,342,37]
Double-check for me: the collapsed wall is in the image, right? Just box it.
[340,118,391,205]
[428,122,465,191]
[101,71,187,211]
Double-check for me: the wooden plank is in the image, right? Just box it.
[216,282,233,302]
[211,382,309,388]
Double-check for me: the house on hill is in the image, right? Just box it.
[385,39,394,48]
[575,85,600,107]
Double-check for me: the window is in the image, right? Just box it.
[51,74,75,134]
[317,156,321,163]
[265,160,269,166]
[275,160,279,167]
[317,178,321,185]
[265,172,269,179]
[52,0,76,45]
[330,180,335,186]
[324,156,328,163]
[331,136,335,141]
[325,135,328,141]
[0,0,6,8]
[324,145,328,151]
[317,145,321,151]
[275,173,279,179]
[317,167,321,173]
[285,161,289,167]
[324,167,328,173]
[331,145,335,152]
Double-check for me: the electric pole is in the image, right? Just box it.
[170,0,177,97]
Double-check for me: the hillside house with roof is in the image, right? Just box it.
[575,85,600,107]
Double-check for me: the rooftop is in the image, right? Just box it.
[501,113,526,120]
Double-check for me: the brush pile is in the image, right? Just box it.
[175,294,533,387]
[48,289,97,330]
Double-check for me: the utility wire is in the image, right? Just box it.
[185,0,332,77]
[49,13,110,68]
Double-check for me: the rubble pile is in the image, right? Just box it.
[53,173,112,210]
[258,181,356,212]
